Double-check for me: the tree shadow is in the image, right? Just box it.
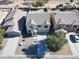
[23,40,48,59]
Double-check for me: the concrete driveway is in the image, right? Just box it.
[1,37,20,56]
[66,32,79,56]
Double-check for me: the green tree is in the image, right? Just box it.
[32,0,45,7]
[46,32,67,52]
[0,28,5,36]
[0,28,5,49]
[66,4,76,10]
[36,0,45,7]
[43,0,48,3]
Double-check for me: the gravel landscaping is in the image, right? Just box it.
[15,37,37,55]
[15,37,72,55]
[50,43,72,55]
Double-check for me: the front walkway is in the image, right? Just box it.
[1,37,20,56]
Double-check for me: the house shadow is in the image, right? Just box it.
[23,40,48,59]
[18,16,30,38]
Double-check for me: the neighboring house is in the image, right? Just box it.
[54,11,79,33]
[0,9,10,27]
[5,9,26,37]
[1,8,16,28]
[49,0,79,3]
[26,12,50,36]
[0,0,11,4]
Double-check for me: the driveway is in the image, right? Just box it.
[66,32,79,56]
[1,37,20,56]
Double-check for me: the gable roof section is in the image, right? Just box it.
[55,12,79,25]
[26,12,50,25]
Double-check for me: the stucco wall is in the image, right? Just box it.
[56,24,79,32]
[26,24,50,34]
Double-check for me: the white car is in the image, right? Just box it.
[75,35,79,42]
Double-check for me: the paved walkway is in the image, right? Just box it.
[66,32,79,56]
[1,37,20,56]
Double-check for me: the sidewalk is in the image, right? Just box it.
[1,37,20,56]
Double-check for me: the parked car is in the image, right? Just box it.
[75,35,79,42]
[70,35,77,43]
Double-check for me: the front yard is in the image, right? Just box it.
[15,37,37,55]
[15,32,72,56]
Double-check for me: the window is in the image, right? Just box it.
[77,29,79,31]
[66,25,70,28]
[30,26,33,28]
[38,25,41,27]
[73,25,77,28]
[44,25,48,28]
[58,25,64,28]
[33,33,35,35]
[28,30,31,33]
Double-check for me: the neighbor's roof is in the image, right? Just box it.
[6,9,26,33]
[3,20,14,27]
[4,8,17,21]
[55,12,79,25]
[26,12,50,25]
[0,10,9,24]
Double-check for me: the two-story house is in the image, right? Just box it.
[26,12,50,36]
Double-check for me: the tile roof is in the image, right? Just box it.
[0,10,9,24]
[3,19,14,27]
[26,12,50,25]
[6,9,26,33]
[4,8,16,21]
[55,12,79,25]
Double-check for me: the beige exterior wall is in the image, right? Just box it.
[26,23,50,34]
[56,24,79,33]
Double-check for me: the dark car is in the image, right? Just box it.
[70,35,77,43]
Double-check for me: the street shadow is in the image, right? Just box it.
[23,40,48,59]
[18,16,29,38]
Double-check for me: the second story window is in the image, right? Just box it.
[38,25,41,28]
[44,25,48,28]
[30,26,33,28]
[73,25,77,28]
[66,25,70,28]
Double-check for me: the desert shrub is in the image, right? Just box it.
[32,0,45,7]
[46,32,67,52]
